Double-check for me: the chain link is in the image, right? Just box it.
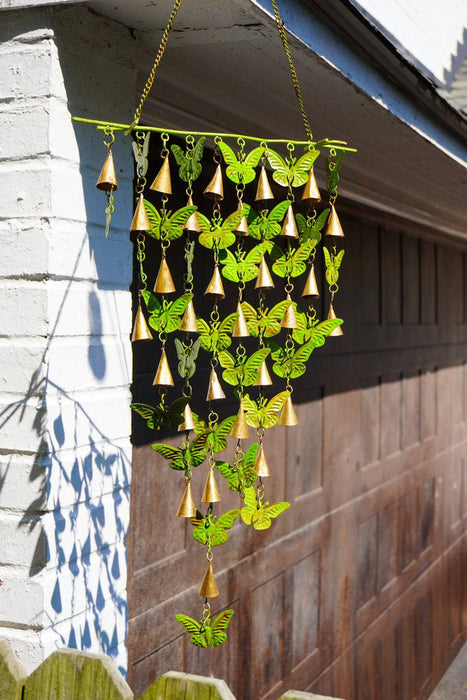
[270,0,312,141]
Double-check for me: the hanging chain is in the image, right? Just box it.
[131,0,185,128]
[270,0,312,141]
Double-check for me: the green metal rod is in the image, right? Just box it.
[72,116,357,152]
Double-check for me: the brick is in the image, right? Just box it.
[0,160,52,218]
[0,219,49,277]
[0,281,49,337]
[0,569,47,628]
[0,510,46,568]
[0,454,46,512]
[0,399,46,454]
[0,44,52,100]
[0,102,50,160]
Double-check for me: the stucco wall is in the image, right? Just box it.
[0,4,136,674]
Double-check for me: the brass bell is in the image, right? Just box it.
[281,295,298,329]
[325,205,345,237]
[96,152,118,192]
[131,302,153,342]
[301,168,321,203]
[202,468,221,503]
[153,347,174,387]
[255,166,274,201]
[280,204,299,238]
[206,368,226,401]
[327,302,344,336]
[255,256,275,289]
[150,153,172,195]
[234,205,249,236]
[255,445,271,478]
[203,164,224,201]
[198,561,219,599]
[154,256,176,294]
[230,404,249,440]
[183,195,200,232]
[232,302,250,337]
[178,403,196,432]
[180,299,199,333]
[176,482,196,518]
[279,395,299,426]
[204,265,225,300]
[302,265,320,298]
[253,360,273,387]
[130,194,151,232]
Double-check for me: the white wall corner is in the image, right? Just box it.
[0,3,137,676]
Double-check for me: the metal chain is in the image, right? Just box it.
[270,0,313,141]
[132,0,184,127]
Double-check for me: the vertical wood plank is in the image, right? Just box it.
[0,639,27,700]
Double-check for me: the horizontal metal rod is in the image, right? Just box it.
[72,116,358,152]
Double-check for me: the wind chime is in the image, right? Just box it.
[79,0,356,649]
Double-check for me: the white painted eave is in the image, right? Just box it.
[81,0,467,241]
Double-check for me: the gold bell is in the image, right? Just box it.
[178,403,196,432]
[198,561,219,599]
[154,256,176,294]
[153,347,174,387]
[327,302,344,336]
[253,360,273,386]
[325,205,345,237]
[255,445,271,477]
[255,256,275,289]
[96,152,118,192]
[301,168,321,203]
[232,302,250,337]
[302,265,320,298]
[202,468,222,503]
[280,204,299,238]
[176,482,196,518]
[279,395,299,426]
[180,299,199,333]
[150,153,172,195]
[206,368,226,401]
[131,302,153,342]
[203,164,224,201]
[230,404,250,440]
[255,165,274,201]
[281,295,298,329]
[183,195,200,232]
[234,205,249,236]
[204,265,225,300]
[130,194,151,232]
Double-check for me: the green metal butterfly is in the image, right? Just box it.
[131,397,190,430]
[196,312,238,355]
[193,414,238,454]
[267,148,319,187]
[142,292,192,334]
[327,149,345,194]
[323,246,345,287]
[143,200,197,241]
[215,443,258,492]
[219,242,268,283]
[171,136,205,183]
[218,142,264,184]
[218,348,270,387]
[267,339,317,379]
[174,337,202,379]
[174,609,234,648]
[132,132,150,178]
[196,209,244,250]
[152,434,208,471]
[241,300,290,338]
[191,509,240,546]
[270,241,314,278]
[247,201,291,241]
[240,486,290,530]
[292,310,343,345]
[296,208,329,246]
[242,391,290,429]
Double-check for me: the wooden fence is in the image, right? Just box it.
[0,639,343,699]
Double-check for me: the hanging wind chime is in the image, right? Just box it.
[78,0,355,649]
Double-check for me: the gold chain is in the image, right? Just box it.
[270,0,312,141]
[132,0,184,127]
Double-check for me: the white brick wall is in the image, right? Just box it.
[0,4,136,675]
